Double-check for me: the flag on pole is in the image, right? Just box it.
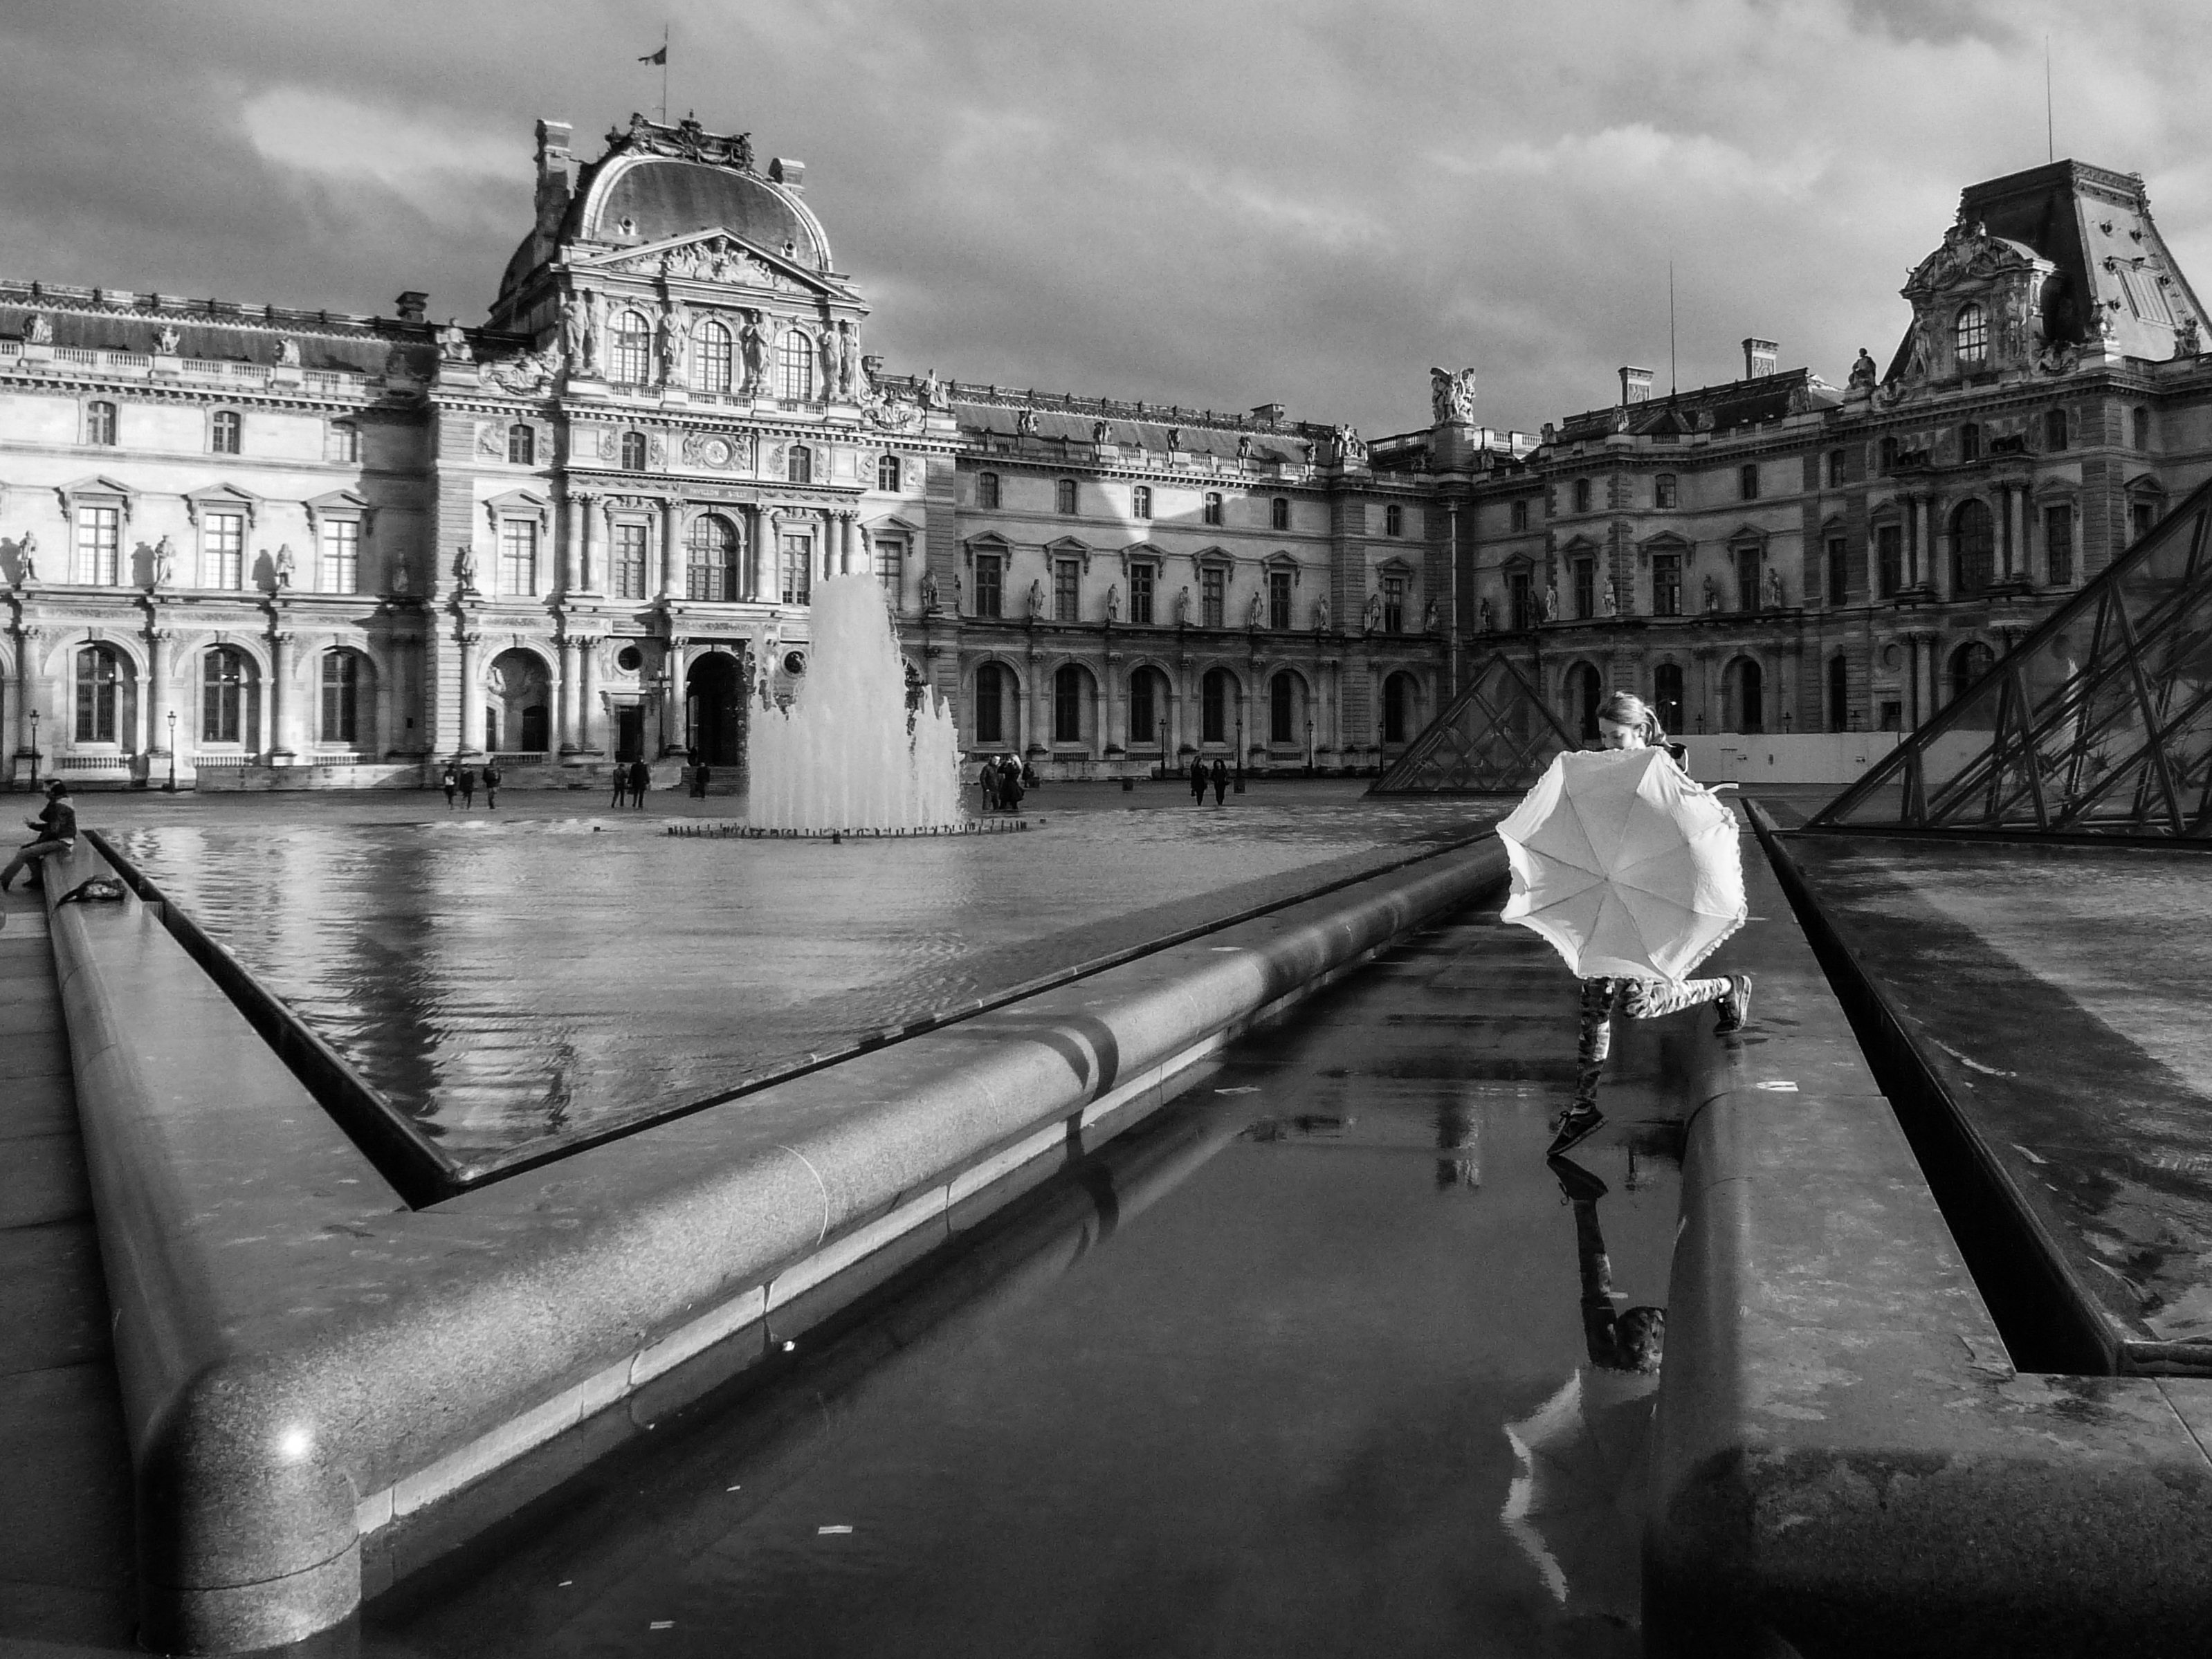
[639,44,666,63]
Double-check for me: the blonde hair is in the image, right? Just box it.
[1598,690,1665,746]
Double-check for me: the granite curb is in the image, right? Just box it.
[1643,808,2212,1658]
[45,834,1506,1653]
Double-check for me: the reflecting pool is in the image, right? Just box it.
[114,793,1495,1173]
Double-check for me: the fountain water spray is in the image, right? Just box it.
[747,574,965,830]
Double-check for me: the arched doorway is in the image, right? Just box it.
[686,652,746,766]
[1724,657,1764,734]
[1382,672,1419,745]
[1129,666,1170,751]
[1948,640,1995,708]
[1828,653,1850,732]
[1564,661,1602,742]
[1653,663,1685,738]
[486,649,549,754]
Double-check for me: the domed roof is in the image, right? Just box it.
[574,154,832,271]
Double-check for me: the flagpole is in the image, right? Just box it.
[661,24,669,125]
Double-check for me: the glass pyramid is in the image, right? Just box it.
[1813,478,2212,841]
[1369,651,1580,795]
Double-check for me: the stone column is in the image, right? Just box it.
[574,636,604,757]
[268,630,298,761]
[457,630,485,757]
[1106,659,1127,757]
[659,500,681,602]
[742,506,763,600]
[569,490,599,594]
[556,634,581,756]
[147,627,176,757]
[15,625,43,773]
[2004,484,2024,579]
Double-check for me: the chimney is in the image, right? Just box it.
[1250,402,1286,427]
[534,120,575,235]
[1618,366,1654,405]
[1742,337,1778,379]
[769,156,805,190]
[394,291,428,324]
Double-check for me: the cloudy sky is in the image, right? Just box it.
[6,1,2210,437]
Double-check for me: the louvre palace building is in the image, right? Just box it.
[1,112,2206,790]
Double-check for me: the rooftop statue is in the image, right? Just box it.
[1430,365,1477,425]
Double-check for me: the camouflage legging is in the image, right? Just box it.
[1572,975,1733,1110]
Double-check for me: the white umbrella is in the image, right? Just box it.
[1495,749,1746,982]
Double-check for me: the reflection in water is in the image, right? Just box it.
[1502,1156,1665,1626]
[116,800,1488,1169]
[1434,1101,1481,1190]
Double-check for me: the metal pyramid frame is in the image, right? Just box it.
[1369,650,1581,795]
[1812,475,2212,843]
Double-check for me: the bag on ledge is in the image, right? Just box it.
[57,877,127,906]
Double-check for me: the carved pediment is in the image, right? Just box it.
[1903,219,2047,302]
[305,488,374,535]
[184,482,262,527]
[576,229,850,300]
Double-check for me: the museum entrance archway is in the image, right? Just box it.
[686,653,747,767]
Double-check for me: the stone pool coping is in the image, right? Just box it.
[44,832,1507,1653]
[1645,806,2212,1657]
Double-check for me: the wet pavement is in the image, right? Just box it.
[1786,833,2212,1352]
[98,782,1497,1175]
[352,895,1702,1659]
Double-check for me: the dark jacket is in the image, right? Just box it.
[36,798,77,843]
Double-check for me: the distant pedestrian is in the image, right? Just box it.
[999,757,1025,814]
[1022,758,1039,792]
[610,762,628,809]
[693,762,711,798]
[980,759,1001,814]
[628,758,649,807]
[1189,753,1207,805]
[483,760,502,810]
[1,782,77,894]
[1210,758,1228,806]
[441,762,459,809]
[457,765,477,808]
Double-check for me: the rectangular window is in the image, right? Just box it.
[1270,497,1290,531]
[321,654,359,744]
[1201,567,1225,628]
[975,666,1003,745]
[1827,535,1848,605]
[1573,558,1596,621]
[1654,475,1678,510]
[614,523,649,599]
[781,535,812,604]
[1826,449,1846,488]
[493,520,531,598]
[1383,575,1407,634]
[1736,546,1761,612]
[1268,569,1292,630]
[1132,485,1151,518]
[978,472,1000,510]
[75,505,120,585]
[1054,671,1082,744]
[203,512,244,589]
[1877,523,1903,598]
[1129,562,1155,625]
[1652,553,1681,617]
[1054,558,1080,622]
[1384,503,1403,537]
[1510,498,1529,532]
[1509,569,1533,632]
[1739,463,1760,501]
[975,553,1003,618]
[322,520,362,594]
[1056,479,1078,515]
[2132,501,2157,542]
[2045,504,2074,585]
[875,539,902,592]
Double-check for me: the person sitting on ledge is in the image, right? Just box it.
[1,781,77,894]
[1548,691,1752,1160]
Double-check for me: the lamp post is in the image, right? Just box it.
[165,709,177,792]
[26,708,37,791]
[1234,714,1246,794]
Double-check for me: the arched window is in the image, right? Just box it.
[1056,479,1077,515]
[1270,497,1290,531]
[1954,302,1989,366]
[75,645,127,743]
[1958,423,1980,464]
[507,423,535,466]
[1724,657,1764,734]
[877,453,901,492]
[975,662,1005,745]
[1270,671,1298,744]
[1948,641,1995,707]
[1828,653,1850,733]
[978,471,1000,509]
[85,401,116,446]
[201,647,253,745]
[320,651,361,744]
[2044,407,2067,451]
[693,320,733,394]
[621,430,648,471]
[211,410,241,455]
[610,311,650,384]
[1203,492,1223,526]
[1201,668,1234,744]
[1052,664,1086,745]
[787,445,812,485]
[1951,499,1995,594]
[1654,663,1685,737]
[686,514,740,601]
[325,421,360,464]
[776,330,814,401]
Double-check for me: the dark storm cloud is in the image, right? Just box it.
[5,0,2210,434]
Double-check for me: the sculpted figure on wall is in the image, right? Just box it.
[1106,581,1121,622]
[739,311,771,393]
[24,313,52,345]
[151,535,176,588]
[1602,578,1617,617]
[438,319,470,363]
[275,338,301,367]
[1176,585,1191,625]
[1703,574,1719,613]
[1315,595,1330,632]
[15,531,36,585]
[454,544,479,591]
[390,557,412,596]
[659,307,686,383]
[1542,581,1559,622]
[1249,589,1265,629]
[1423,596,1441,634]
[156,325,181,354]
[1364,590,1383,634]
[558,295,585,362]
[918,567,938,610]
[1028,578,1045,620]
[274,544,296,587]
[1478,597,1491,632]
[1766,567,1784,608]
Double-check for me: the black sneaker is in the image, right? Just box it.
[1716,973,1754,1034]
[1547,1106,1605,1158]
[1548,1155,1610,1202]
